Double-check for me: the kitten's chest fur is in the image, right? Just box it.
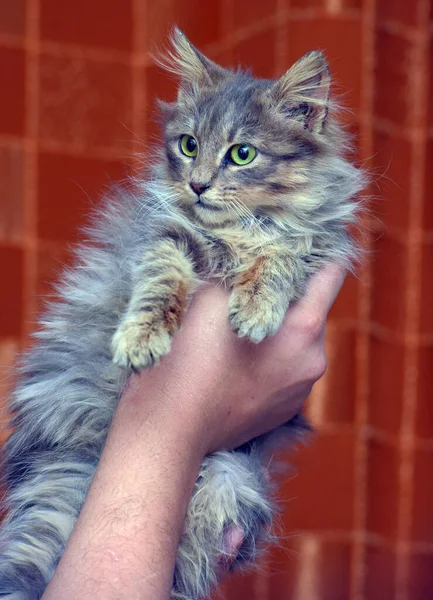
[195,224,275,283]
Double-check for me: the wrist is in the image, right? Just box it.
[118,368,211,460]
[44,369,208,600]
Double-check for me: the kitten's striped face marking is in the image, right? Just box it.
[158,30,331,227]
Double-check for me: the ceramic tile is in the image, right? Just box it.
[37,151,127,243]
[329,273,359,320]
[0,144,24,244]
[369,334,404,435]
[0,339,19,412]
[374,30,413,126]
[419,242,433,335]
[145,0,174,50]
[364,545,396,600]
[40,0,133,51]
[320,326,356,425]
[285,17,362,113]
[0,47,25,136]
[370,234,407,333]
[144,64,178,142]
[35,245,73,310]
[290,0,322,7]
[366,439,399,540]
[232,0,278,29]
[217,570,258,599]
[372,128,412,234]
[270,536,352,600]
[377,0,420,27]
[280,431,355,531]
[429,38,433,133]
[411,448,433,544]
[266,541,298,600]
[172,0,221,48]
[233,29,277,78]
[0,0,25,36]
[416,345,433,439]
[39,53,133,150]
[316,540,352,600]
[424,138,433,233]
[0,247,23,338]
[408,552,433,600]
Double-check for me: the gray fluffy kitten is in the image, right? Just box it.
[0,29,366,600]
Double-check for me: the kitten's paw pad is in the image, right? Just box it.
[111,314,172,370]
[229,290,285,343]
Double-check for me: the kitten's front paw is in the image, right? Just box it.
[111,312,172,370]
[229,287,286,343]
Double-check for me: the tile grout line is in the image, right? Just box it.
[351,1,376,598]
[8,8,419,64]
[254,1,288,597]
[1,12,420,66]
[22,0,40,341]
[204,7,361,59]
[325,0,343,16]
[219,0,235,71]
[394,1,430,598]
[281,3,321,597]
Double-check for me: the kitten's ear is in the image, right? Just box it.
[156,27,228,97]
[269,51,331,132]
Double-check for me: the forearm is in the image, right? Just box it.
[40,268,344,599]
[42,374,205,600]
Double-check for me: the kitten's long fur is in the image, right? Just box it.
[0,30,366,600]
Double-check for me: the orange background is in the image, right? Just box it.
[0,1,432,599]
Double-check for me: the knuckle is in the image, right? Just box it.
[300,311,325,341]
[303,348,327,383]
[312,352,328,382]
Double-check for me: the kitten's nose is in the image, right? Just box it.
[190,181,210,196]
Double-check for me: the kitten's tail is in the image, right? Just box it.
[0,452,95,600]
[0,509,74,599]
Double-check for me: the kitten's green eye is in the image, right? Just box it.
[180,135,198,157]
[229,144,256,166]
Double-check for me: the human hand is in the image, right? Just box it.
[45,264,345,600]
[140,262,345,581]
[128,262,346,457]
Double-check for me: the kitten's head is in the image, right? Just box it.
[156,29,341,227]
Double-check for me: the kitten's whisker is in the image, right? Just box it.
[227,198,254,227]
[230,195,274,238]
[119,121,147,146]
[134,184,181,221]
[227,196,252,221]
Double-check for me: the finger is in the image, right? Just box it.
[296,263,347,317]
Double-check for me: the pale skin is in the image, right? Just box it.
[42,264,346,600]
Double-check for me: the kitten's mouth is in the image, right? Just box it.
[195,198,224,212]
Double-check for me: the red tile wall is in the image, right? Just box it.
[0,1,431,598]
